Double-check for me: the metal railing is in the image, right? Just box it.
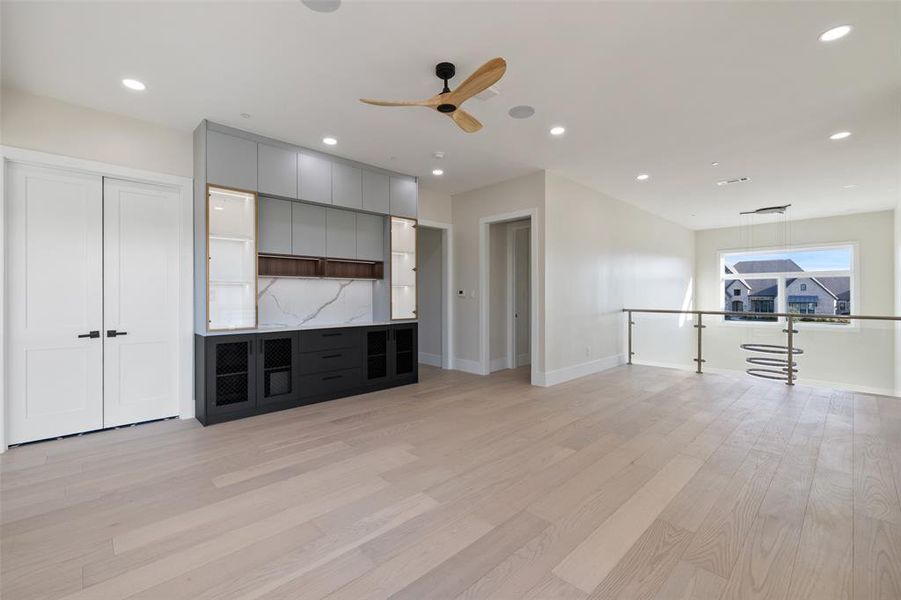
[623,308,901,386]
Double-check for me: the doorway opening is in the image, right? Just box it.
[487,218,531,375]
[416,220,453,370]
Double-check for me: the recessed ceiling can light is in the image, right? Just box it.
[121,78,146,91]
[711,161,720,167]
[322,136,337,146]
[636,174,649,181]
[550,126,566,136]
[432,169,444,176]
[829,131,852,140]
[508,105,535,119]
[819,25,852,42]
[842,184,858,189]
[301,0,341,13]
[240,113,251,119]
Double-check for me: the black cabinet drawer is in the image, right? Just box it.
[299,368,362,398]
[299,347,362,375]
[299,328,361,352]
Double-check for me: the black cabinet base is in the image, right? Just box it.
[194,324,418,427]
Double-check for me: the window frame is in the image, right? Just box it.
[717,242,858,329]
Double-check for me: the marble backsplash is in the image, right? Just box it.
[257,277,373,327]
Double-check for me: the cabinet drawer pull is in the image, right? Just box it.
[322,375,343,381]
[322,354,342,359]
[322,333,342,338]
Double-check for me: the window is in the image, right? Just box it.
[721,245,853,324]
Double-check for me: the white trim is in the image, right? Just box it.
[507,221,530,371]
[479,208,539,384]
[453,357,485,375]
[418,352,442,368]
[418,218,454,370]
[534,353,626,387]
[0,146,194,452]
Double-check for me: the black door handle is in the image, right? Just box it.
[78,330,100,339]
[322,375,343,381]
[106,330,128,337]
[322,354,342,359]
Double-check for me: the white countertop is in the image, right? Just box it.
[198,320,416,336]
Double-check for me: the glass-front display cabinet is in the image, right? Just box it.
[207,186,257,330]
[391,216,417,320]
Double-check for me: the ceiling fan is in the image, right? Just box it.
[360,58,507,133]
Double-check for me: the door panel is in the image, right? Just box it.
[102,178,180,426]
[514,226,531,366]
[7,164,104,444]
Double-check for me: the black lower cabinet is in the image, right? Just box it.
[195,323,417,426]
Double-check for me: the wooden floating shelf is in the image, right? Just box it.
[258,254,383,280]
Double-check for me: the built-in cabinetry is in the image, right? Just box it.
[196,121,417,333]
[391,216,418,320]
[195,323,417,425]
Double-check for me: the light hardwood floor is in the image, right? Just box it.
[2,364,901,600]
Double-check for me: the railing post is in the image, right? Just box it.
[785,315,795,386]
[694,313,705,374]
[627,310,634,365]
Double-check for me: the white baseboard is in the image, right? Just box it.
[518,353,531,366]
[490,357,509,373]
[533,353,626,387]
[418,352,442,368]
[453,357,487,375]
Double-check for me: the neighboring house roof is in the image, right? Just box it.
[727,259,845,301]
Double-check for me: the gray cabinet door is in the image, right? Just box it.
[291,203,327,257]
[258,143,297,199]
[361,170,389,214]
[298,152,332,205]
[389,176,417,218]
[258,197,293,255]
[332,163,362,209]
[356,213,384,261]
[326,208,357,259]
[207,130,258,191]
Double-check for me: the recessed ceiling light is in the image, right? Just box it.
[829,131,852,140]
[819,25,852,42]
[433,151,445,160]
[214,206,224,211]
[240,113,251,119]
[636,174,649,181]
[302,0,341,13]
[509,105,535,119]
[711,161,720,167]
[322,136,337,146]
[432,169,444,176]
[549,126,566,136]
[121,78,146,91]
[842,184,858,189]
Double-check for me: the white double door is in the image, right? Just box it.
[7,164,180,444]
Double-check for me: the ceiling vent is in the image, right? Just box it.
[716,177,751,187]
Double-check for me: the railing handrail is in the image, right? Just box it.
[622,308,901,322]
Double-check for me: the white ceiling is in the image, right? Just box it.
[2,1,899,229]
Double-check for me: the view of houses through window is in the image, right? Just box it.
[721,246,853,324]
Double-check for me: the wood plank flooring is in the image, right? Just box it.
[2,364,900,600]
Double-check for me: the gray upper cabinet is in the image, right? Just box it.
[326,208,357,259]
[389,176,418,218]
[298,152,332,205]
[207,130,258,191]
[356,213,384,261]
[258,197,293,255]
[258,143,297,199]
[362,170,390,215]
[332,163,363,210]
[291,203,327,257]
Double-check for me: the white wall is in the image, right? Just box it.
[417,226,443,365]
[451,171,545,374]
[1,88,192,178]
[543,173,695,384]
[418,187,452,224]
[696,211,896,395]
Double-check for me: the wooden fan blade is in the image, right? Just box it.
[359,98,435,107]
[446,57,506,106]
[450,109,482,133]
